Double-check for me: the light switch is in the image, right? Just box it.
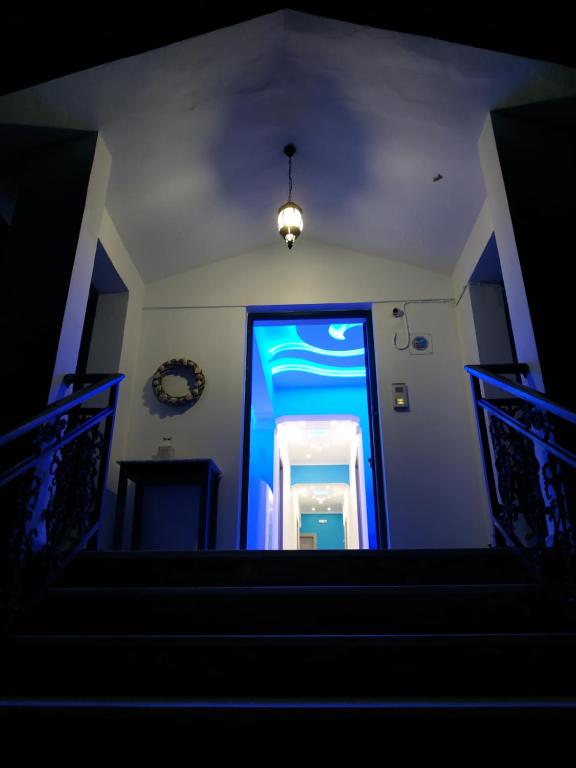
[392,383,409,411]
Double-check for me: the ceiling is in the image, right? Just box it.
[254,319,367,392]
[278,418,358,464]
[295,484,346,514]
[1,10,576,281]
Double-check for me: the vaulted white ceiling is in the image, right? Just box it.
[1,10,576,281]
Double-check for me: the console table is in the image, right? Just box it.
[114,459,221,550]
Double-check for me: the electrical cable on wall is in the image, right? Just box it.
[455,282,469,307]
[392,303,410,350]
[144,297,454,311]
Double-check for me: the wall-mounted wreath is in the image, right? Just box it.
[152,358,206,407]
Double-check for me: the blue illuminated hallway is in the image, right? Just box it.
[243,313,385,550]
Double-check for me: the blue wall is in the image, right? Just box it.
[291,464,349,485]
[300,513,345,550]
[247,478,271,550]
[249,416,275,489]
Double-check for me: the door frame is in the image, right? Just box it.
[239,308,388,549]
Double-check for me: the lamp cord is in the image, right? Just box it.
[288,155,293,201]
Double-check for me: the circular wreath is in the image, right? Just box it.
[152,358,206,407]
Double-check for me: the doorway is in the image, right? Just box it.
[241,310,386,549]
[77,240,129,384]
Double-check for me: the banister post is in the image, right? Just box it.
[468,372,502,545]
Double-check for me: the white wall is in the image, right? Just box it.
[49,135,111,402]
[448,117,545,551]
[450,144,534,547]
[37,137,146,550]
[452,200,493,304]
[478,116,543,391]
[146,239,452,308]
[452,199,518,372]
[373,301,492,548]
[347,437,362,549]
[284,461,296,551]
[451,201,504,545]
[122,238,492,549]
[125,305,246,548]
[97,209,145,548]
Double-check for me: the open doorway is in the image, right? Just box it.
[468,233,517,370]
[241,311,386,549]
[77,240,129,383]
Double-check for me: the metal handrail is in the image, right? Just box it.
[465,365,576,426]
[465,363,576,583]
[0,406,115,489]
[478,398,576,470]
[0,373,124,610]
[0,373,125,448]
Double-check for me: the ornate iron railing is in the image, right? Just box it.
[0,373,124,623]
[466,364,576,583]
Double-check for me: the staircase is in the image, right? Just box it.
[2,548,576,734]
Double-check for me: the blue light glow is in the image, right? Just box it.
[328,323,363,341]
[248,316,377,549]
[271,360,366,378]
[267,341,365,359]
[4,696,574,709]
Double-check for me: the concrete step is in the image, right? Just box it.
[2,695,576,725]
[6,549,574,733]
[17,583,572,635]
[3,631,576,700]
[57,548,535,588]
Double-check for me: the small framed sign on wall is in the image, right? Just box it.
[409,334,433,355]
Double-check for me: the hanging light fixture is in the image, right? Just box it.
[278,144,303,249]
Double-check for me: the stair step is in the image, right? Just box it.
[6,549,574,729]
[3,695,576,713]
[3,632,576,699]
[18,583,571,635]
[57,548,535,588]
[2,698,576,737]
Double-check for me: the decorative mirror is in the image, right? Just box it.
[152,358,205,407]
